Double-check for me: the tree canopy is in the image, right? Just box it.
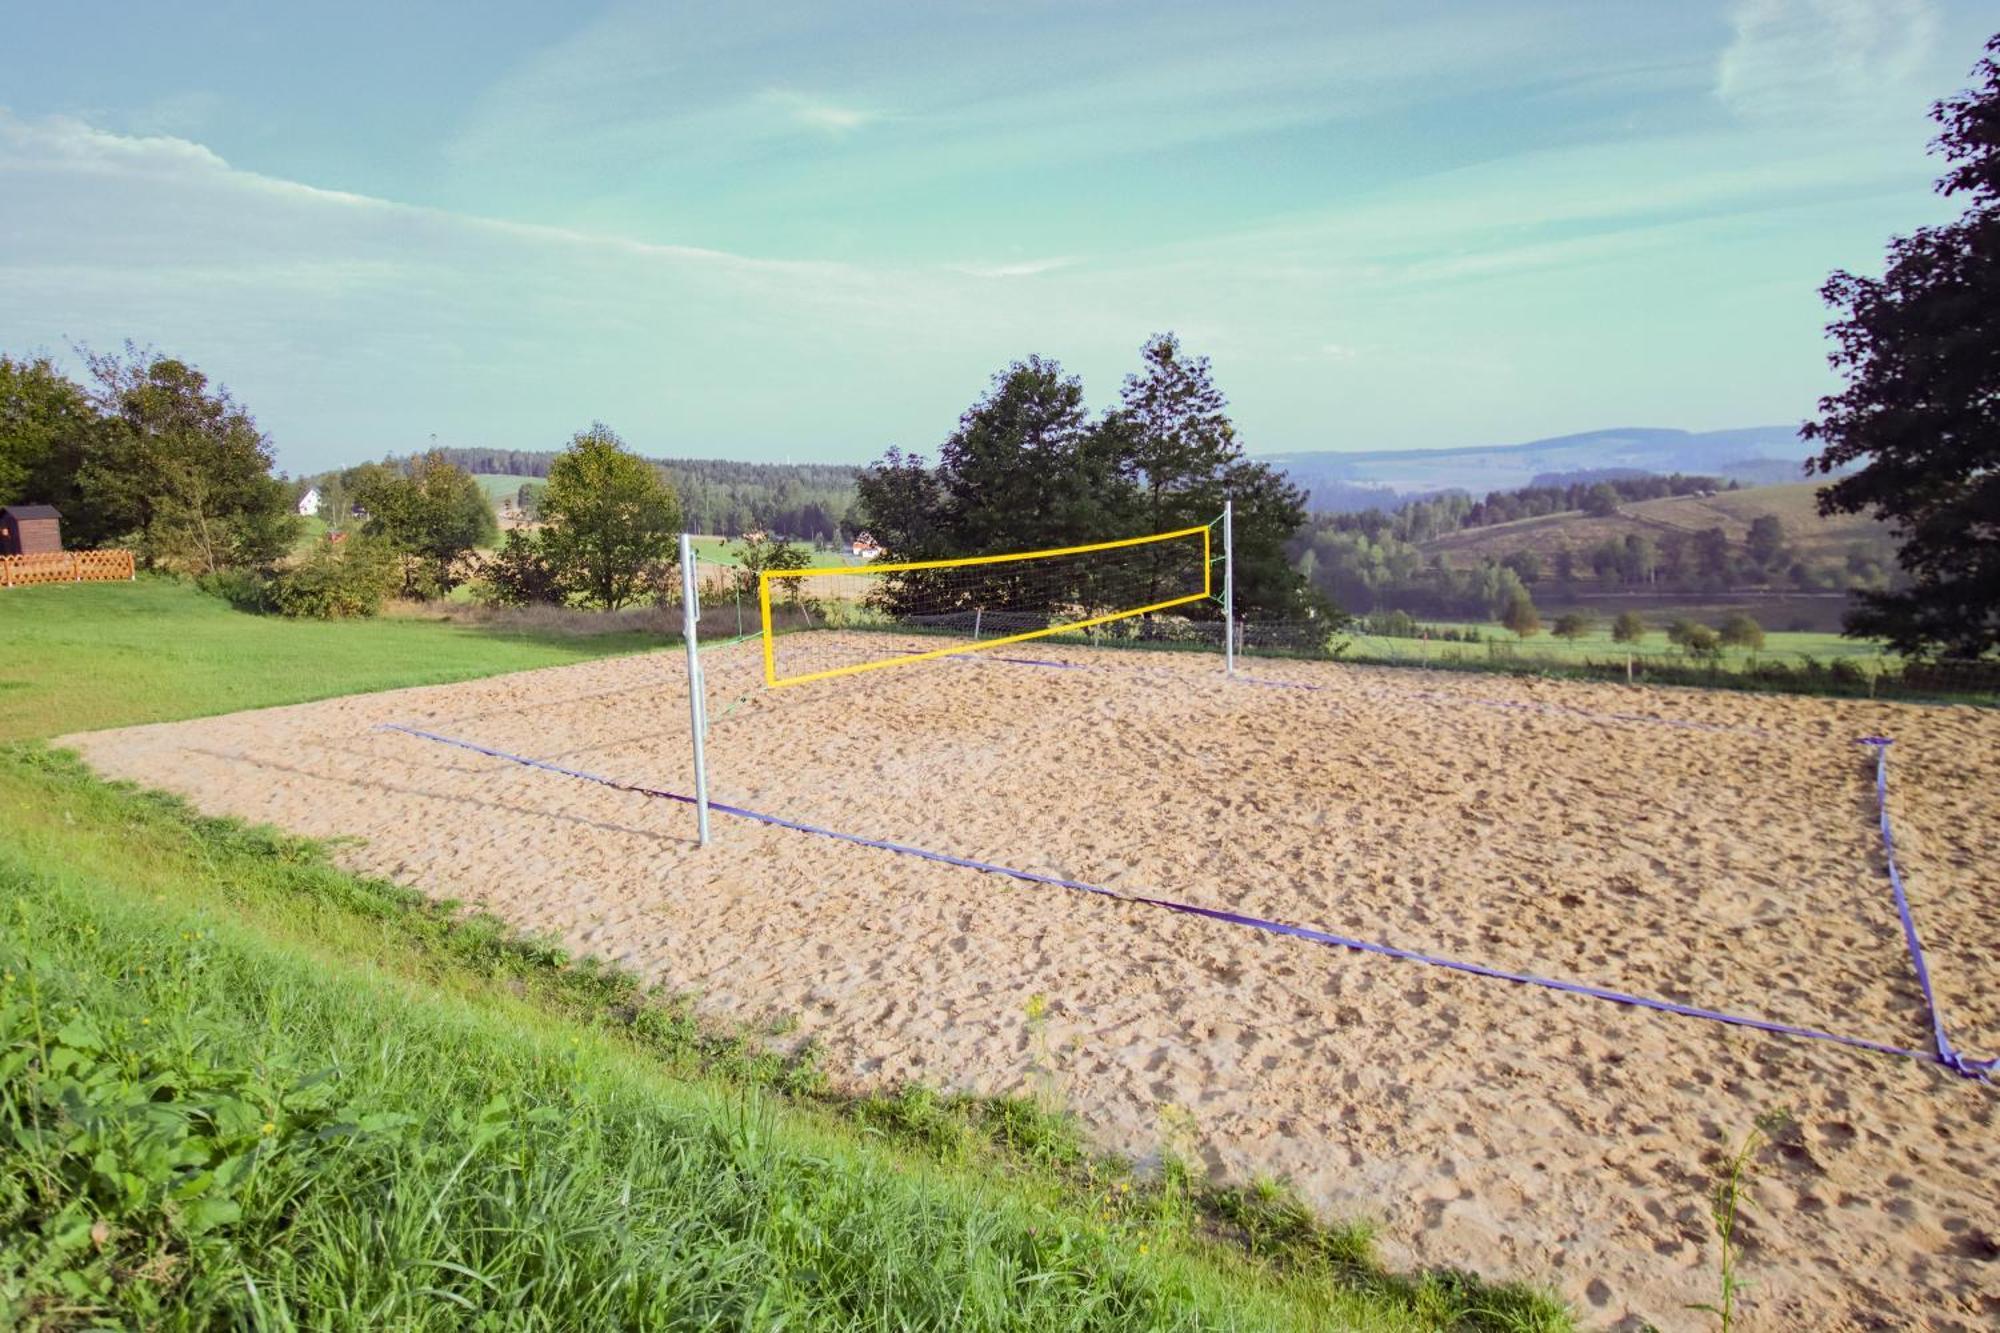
[538,424,682,610]
[855,336,1313,620]
[1804,34,2000,658]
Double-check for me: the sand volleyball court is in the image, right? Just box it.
[65,635,1998,1329]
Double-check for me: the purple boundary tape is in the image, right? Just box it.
[378,722,1962,1074]
[1858,738,1995,1078]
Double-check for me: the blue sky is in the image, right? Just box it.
[1,1,1991,473]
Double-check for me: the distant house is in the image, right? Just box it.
[297,485,322,517]
[0,504,62,556]
[850,531,884,560]
[741,528,768,544]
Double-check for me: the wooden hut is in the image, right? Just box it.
[0,505,62,556]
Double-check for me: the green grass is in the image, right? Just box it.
[0,578,1573,1329]
[0,579,661,744]
[470,473,533,503]
[1365,621,1886,670]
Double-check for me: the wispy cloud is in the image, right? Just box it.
[766,90,875,136]
[1715,0,1939,121]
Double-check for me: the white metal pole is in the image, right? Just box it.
[1222,499,1236,678]
[678,533,712,847]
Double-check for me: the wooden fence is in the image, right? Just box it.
[1,549,136,588]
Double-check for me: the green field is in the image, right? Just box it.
[0,578,1567,1329]
[0,580,661,743]
[470,471,533,503]
[1355,620,1889,671]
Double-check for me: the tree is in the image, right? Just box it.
[1611,611,1647,644]
[1745,515,1787,571]
[353,450,496,597]
[1501,548,1543,584]
[0,355,100,527]
[539,424,681,610]
[1718,612,1765,650]
[736,534,814,611]
[80,346,296,572]
[1804,35,2000,658]
[1583,483,1621,517]
[1552,546,1577,587]
[1552,611,1594,641]
[1668,618,1721,657]
[1112,333,1311,617]
[479,530,563,606]
[1499,590,1541,639]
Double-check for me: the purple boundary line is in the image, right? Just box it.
[378,722,1947,1073]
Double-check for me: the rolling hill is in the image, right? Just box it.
[1264,425,1812,509]
[1420,482,1892,569]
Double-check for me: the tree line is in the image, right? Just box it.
[0,345,296,574]
[853,335,1321,623]
[345,448,861,545]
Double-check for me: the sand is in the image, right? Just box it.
[63,634,1998,1330]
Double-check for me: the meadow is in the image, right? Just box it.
[0,578,1567,1330]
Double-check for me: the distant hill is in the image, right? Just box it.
[1264,426,1811,510]
[1420,482,1890,570]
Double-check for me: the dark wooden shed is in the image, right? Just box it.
[0,505,63,556]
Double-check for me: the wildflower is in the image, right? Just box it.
[140,1017,150,1026]
[261,1122,277,1136]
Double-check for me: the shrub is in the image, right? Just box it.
[1499,591,1541,639]
[268,538,399,619]
[1610,611,1647,644]
[194,568,272,613]
[478,531,565,607]
[1829,658,1868,686]
[1717,613,1765,650]
[1551,611,1594,641]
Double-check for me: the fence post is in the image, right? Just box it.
[973,607,982,640]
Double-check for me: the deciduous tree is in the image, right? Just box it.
[539,424,681,610]
[1804,35,2000,658]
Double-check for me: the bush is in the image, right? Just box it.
[1668,621,1721,658]
[1718,613,1765,650]
[1499,591,1541,639]
[193,568,272,613]
[1829,658,1868,686]
[268,538,399,619]
[1610,611,1647,644]
[1551,611,1593,641]
[478,531,565,607]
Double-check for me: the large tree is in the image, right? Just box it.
[0,355,101,525]
[1804,34,2000,658]
[539,423,681,610]
[81,346,296,572]
[353,451,497,597]
[1113,333,1311,618]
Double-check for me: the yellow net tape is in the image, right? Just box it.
[759,524,1213,687]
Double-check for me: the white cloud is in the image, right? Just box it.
[948,258,1074,279]
[1715,0,1938,121]
[767,90,875,136]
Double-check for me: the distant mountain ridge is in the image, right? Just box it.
[1262,426,1812,511]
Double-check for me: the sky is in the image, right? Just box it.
[0,1,1992,474]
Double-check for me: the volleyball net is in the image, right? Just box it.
[759,523,1216,686]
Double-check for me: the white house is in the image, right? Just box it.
[297,485,323,517]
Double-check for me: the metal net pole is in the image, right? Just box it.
[678,533,713,846]
[1222,499,1236,677]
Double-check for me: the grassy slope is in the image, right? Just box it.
[1420,482,1889,569]
[0,580,1569,1329]
[0,580,660,743]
